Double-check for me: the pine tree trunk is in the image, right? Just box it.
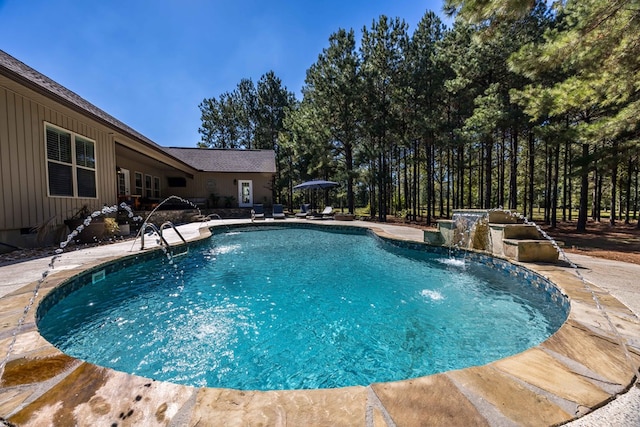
[431,144,436,220]
[509,129,518,210]
[403,148,408,213]
[468,148,473,208]
[624,157,633,225]
[562,141,569,221]
[577,143,589,232]
[610,140,618,226]
[379,151,385,221]
[370,158,377,218]
[551,145,560,228]
[596,173,603,222]
[485,139,493,209]
[545,142,551,224]
[426,142,433,225]
[346,144,354,214]
[498,132,505,209]
[568,144,573,221]
[634,163,639,222]
[411,140,420,221]
[458,147,464,210]
[591,164,598,220]
[528,131,535,220]
[523,171,528,219]
[446,147,451,218]
[439,150,444,217]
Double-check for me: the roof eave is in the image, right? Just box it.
[0,62,196,175]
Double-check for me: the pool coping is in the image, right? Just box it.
[1,219,639,426]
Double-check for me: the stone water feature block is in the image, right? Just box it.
[450,210,492,251]
[501,224,541,239]
[437,214,493,250]
[424,229,444,246]
[452,209,520,224]
[436,219,456,247]
[486,210,520,224]
[503,239,559,263]
[469,221,491,251]
[490,224,541,256]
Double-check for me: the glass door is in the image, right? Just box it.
[118,168,130,196]
[238,180,253,207]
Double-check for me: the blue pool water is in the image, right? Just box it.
[38,226,567,390]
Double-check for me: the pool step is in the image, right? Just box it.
[502,239,559,263]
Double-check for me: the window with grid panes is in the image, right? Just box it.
[153,176,160,199]
[45,124,96,198]
[134,172,143,195]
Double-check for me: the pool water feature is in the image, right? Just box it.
[37,226,568,391]
[0,202,144,380]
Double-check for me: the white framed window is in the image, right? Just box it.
[45,123,96,198]
[145,174,152,198]
[153,176,160,199]
[134,172,143,195]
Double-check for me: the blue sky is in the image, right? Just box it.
[1,0,449,147]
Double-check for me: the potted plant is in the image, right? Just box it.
[209,193,220,208]
[224,195,236,208]
[64,205,105,244]
[104,217,120,238]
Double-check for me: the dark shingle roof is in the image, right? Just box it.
[164,147,276,173]
[0,49,162,150]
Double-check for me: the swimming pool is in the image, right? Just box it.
[37,225,568,391]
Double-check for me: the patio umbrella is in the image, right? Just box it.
[293,180,339,211]
[293,180,339,190]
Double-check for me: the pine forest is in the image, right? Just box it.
[198,0,640,231]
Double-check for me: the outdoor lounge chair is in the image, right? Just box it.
[252,204,265,220]
[272,204,286,219]
[321,206,334,218]
[295,204,310,218]
[307,206,334,220]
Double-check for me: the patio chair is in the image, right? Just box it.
[321,206,334,218]
[272,204,286,219]
[295,204,311,218]
[307,206,334,220]
[252,204,265,221]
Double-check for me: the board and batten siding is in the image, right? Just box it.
[0,75,117,245]
[189,172,274,206]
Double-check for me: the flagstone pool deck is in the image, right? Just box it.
[0,219,639,426]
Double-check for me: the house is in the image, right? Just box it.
[0,50,275,250]
[163,147,276,209]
